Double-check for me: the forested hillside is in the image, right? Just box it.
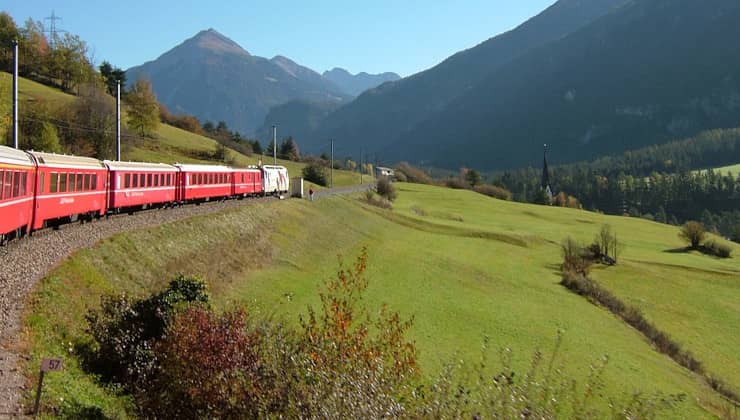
[398,0,740,170]
[300,0,627,158]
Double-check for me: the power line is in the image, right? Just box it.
[44,10,66,50]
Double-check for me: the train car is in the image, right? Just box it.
[262,165,289,195]
[231,166,263,198]
[105,161,179,212]
[175,164,233,202]
[29,151,108,229]
[0,145,37,243]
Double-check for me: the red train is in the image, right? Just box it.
[0,145,288,244]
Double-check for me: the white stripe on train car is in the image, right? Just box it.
[0,196,34,208]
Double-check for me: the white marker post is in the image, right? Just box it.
[33,358,63,418]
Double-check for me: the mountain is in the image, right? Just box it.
[255,100,342,144]
[125,29,349,135]
[395,0,740,170]
[322,68,401,97]
[301,0,629,160]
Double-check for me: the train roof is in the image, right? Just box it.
[232,166,261,172]
[0,145,35,167]
[104,160,178,172]
[28,151,106,170]
[174,163,233,173]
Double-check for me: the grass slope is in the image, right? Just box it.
[712,163,740,175]
[22,183,739,417]
[0,72,362,189]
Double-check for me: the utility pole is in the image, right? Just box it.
[116,80,121,161]
[330,139,334,188]
[12,39,18,149]
[360,149,363,184]
[272,125,277,165]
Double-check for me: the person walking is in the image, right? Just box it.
[309,188,314,201]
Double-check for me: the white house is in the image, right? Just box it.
[375,166,395,178]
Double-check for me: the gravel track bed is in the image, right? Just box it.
[0,197,270,417]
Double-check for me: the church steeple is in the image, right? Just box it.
[542,144,553,199]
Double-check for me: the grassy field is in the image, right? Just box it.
[712,163,740,175]
[0,72,364,190]
[21,183,739,417]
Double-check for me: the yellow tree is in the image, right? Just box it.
[125,79,160,137]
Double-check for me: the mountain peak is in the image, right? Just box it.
[188,28,250,56]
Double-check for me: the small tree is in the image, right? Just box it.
[595,224,620,263]
[465,169,482,187]
[376,177,397,202]
[302,161,328,186]
[679,221,706,249]
[125,79,160,137]
[279,137,300,161]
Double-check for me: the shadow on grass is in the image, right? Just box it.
[663,245,732,259]
[664,246,692,254]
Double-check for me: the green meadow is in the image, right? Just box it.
[23,183,739,417]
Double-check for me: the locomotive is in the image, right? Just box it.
[0,144,289,245]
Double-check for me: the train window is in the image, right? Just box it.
[166,174,171,186]
[12,172,20,197]
[0,171,4,199]
[154,174,159,187]
[147,173,152,187]
[20,172,27,196]
[197,174,202,184]
[92,174,97,189]
[132,173,138,188]
[76,173,83,191]
[50,173,58,193]
[139,173,145,188]
[59,173,67,193]
[4,171,11,199]
[40,172,45,193]
[69,173,77,192]
[125,174,131,188]
[84,174,91,191]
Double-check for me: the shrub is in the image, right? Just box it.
[679,221,706,249]
[395,162,433,184]
[363,190,393,209]
[473,184,512,200]
[139,307,261,418]
[393,170,408,182]
[85,275,209,389]
[302,161,328,186]
[444,177,469,189]
[703,240,732,258]
[561,237,592,275]
[552,191,581,208]
[376,177,397,201]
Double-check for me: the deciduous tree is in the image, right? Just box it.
[125,79,160,137]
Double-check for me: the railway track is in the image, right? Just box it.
[0,183,373,416]
[0,196,272,417]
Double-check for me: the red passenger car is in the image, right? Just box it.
[0,145,36,243]
[232,166,262,197]
[29,152,108,229]
[175,164,233,202]
[105,161,178,211]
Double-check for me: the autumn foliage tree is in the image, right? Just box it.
[125,79,160,137]
[679,221,706,249]
[140,307,261,418]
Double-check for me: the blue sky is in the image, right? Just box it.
[4,0,554,77]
